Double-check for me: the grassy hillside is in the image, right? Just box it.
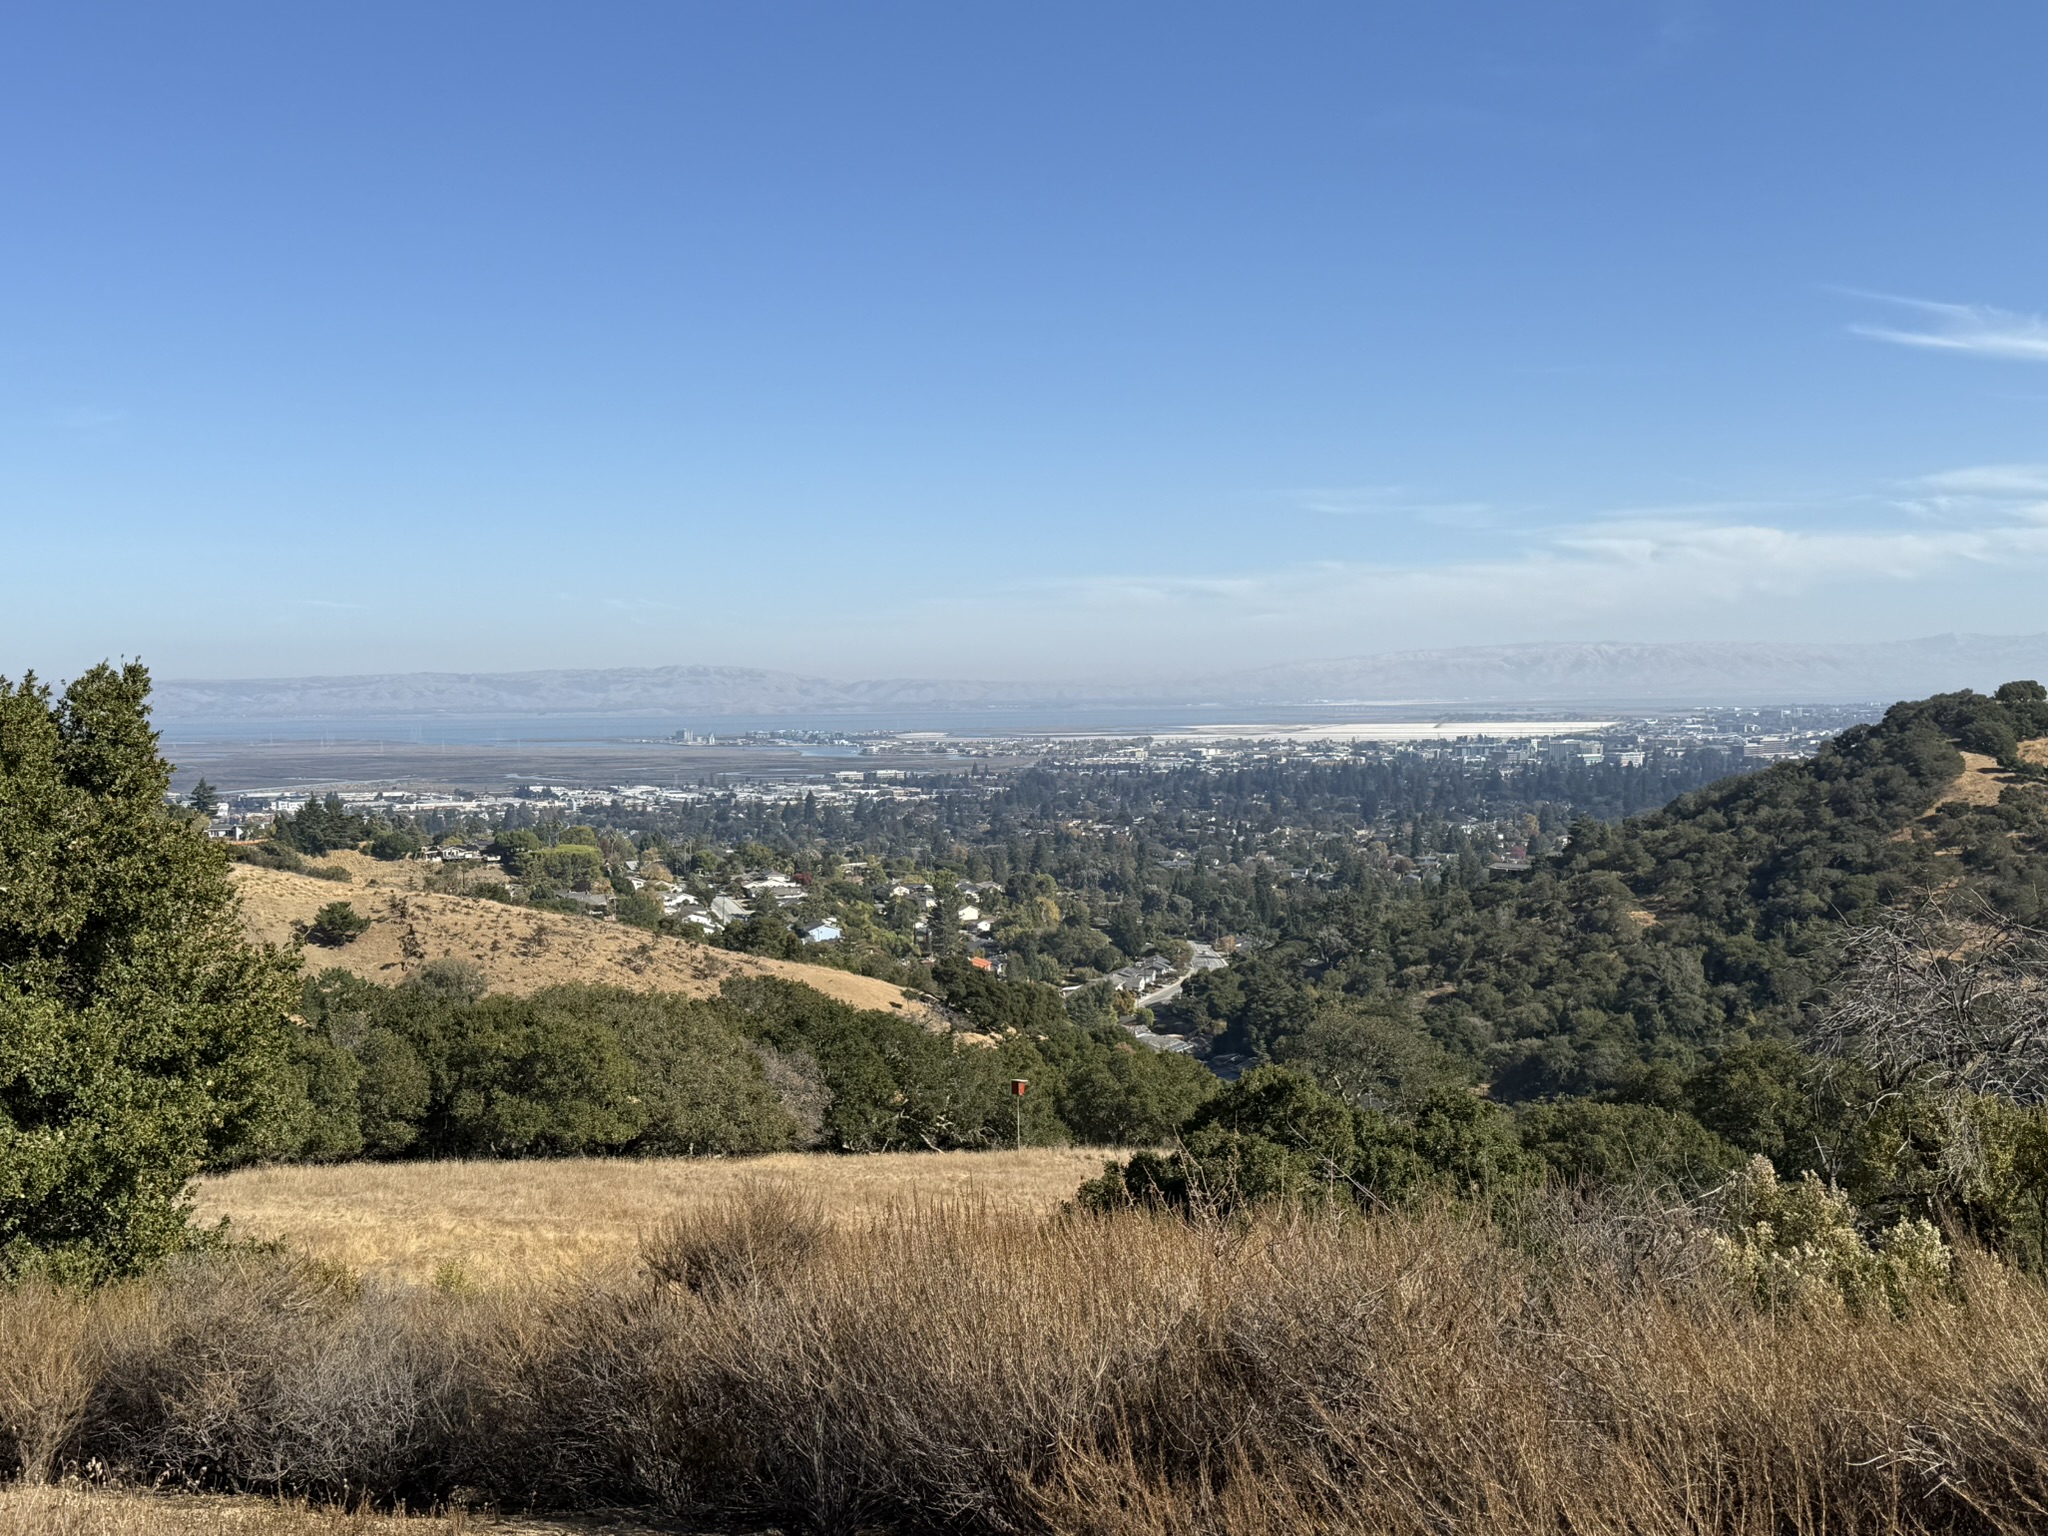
[230,851,935,1020]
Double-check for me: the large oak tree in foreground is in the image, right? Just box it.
[0,663,297,1278]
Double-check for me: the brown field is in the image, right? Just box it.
[193,1150,1109,1284]
[230,855,934,1019]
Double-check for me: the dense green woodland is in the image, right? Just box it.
[287,962,1216,1161]
[10,665,2048,1279]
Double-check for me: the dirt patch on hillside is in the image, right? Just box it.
[1931,751,2017,810]
[231,862,933,1019]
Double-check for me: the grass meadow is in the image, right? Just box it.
[191,1149,1107,1285]
[11,1155,2048,1532]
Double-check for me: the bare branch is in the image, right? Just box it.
[1809,895,2048,1104]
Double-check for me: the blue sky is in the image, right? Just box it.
[6,2,2048,683]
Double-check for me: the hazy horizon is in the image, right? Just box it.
[123,634,2048,730]
[9,6,2048,682]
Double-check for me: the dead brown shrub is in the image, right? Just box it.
[641,1177,830,1295]
[13,1195,2048,1532]
[0,1283,97,1483]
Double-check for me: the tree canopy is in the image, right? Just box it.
[0,663,298,1278]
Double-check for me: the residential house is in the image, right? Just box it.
[1107,955,1179,994]
[745,873,808,907]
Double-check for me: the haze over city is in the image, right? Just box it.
[8,4,2048,690]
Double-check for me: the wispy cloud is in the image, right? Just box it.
[1548,515,2045,586]
[1290,485,1503,527]
[54,406,128,430]
[983,466,2048,665]
[18,405,131,436]
[1917,464,2048,497]
[1849,295,2048,361]
[1062,519,2048,615]
[1893,465,2048,528]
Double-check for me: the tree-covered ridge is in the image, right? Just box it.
[1177,684,2048,1103]
[1578,682,2047,942]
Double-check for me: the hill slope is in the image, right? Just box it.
[230,856,932,1019]
[1177,682,2048,1100]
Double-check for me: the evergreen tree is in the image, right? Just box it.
[305,900,372,946]
[0,663,299,1278]
[272,792,365,855]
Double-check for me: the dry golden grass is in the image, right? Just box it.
[15,1201,2048,1532]
[192,1150,1110,1284]
[0,1485,694,1534]
[1932,749,2016,809]
[2022,735,2048,768]
[0,1486,462,1535]
[229,859,933,1019]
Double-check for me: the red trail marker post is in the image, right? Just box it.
[1011,1078,1029,1151]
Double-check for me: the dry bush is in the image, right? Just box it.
[82,1255,443,1496]
[0,1284,97,1483]
[641,1177,830,1294]
[1814,898,2048,1101]
[14,1195,2048,1532]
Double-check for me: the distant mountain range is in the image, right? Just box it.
[157,634,2048,721]
[1208,636,2048,707]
